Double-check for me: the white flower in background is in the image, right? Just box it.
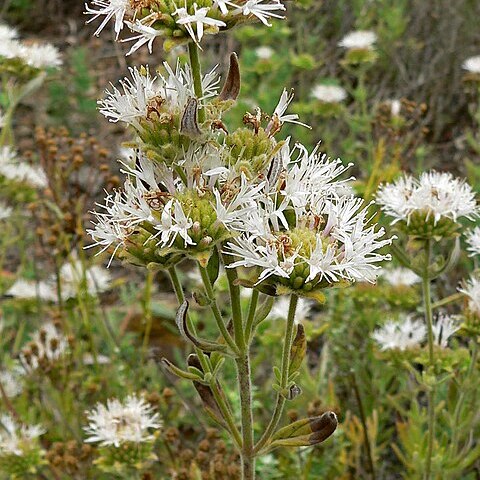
[382,267,420,287]
[234,0,286,26]
[83,353,110,365]
[0,146,48,189]
[174,4,226,44]
[0,414,45,456]
[18,43,62,69]
[268,297,313,323]
[376,171,478,225]
[465,226,480,256]
[311,84,347,103]
[0,202,13,220]
[462,55,480,74]
[459,276,480,316]
[123,21,163,56]
[389,99,401,117]
[5,279,57,302]
[84,0,130,38]
[255,46,274,60]
[84,395,161,447]
[432,314,460,348]
[19,323,69,372]
[0,24,18,42]
[0,368,24,397]
[372,316,426,351]
[338,30,377,50]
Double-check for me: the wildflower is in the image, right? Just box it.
[0,202,13,220]
[18,43,62,69]
[338,30,377,50]
[84,0,131,38]
[174,4,226,44]
[311,84,347,103]
[123,21,162,55]
[19,323,69,372]
[382,267,420,287]
[213,0,238,14]
[372,316,426,351]
[465,226,480,256]
[459,276,480,316]
[376,171,478,237]
[389,99,401,117]
[266,89,310,133]
[255,45,274,60]
[234,0,286,27]
[432,314,460,348]
[0,24,18,42]
[84,395,161,447]
[462,55,480,74]
[0,414,44,456]
[0,146,48,189]
[5,279,57,302]
[0,367,23,398]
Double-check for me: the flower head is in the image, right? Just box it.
[234,0,286,26]
[311,84,347,104]
[372,316,426,351]
[18,43,62,69]
[267,297,313,323]
[338,30,377,50]
[382,267,420,287]
[0,414,44,456]
[465,226,480,256]
[462,55,480,74]
[459,275,480,316]
[0,146,48,189]
[174,4,226,44]
[432,314,460,348]
[0,367,24,398]
[84,394,161,447]
[376,171,478,237]
[84,0,131,38]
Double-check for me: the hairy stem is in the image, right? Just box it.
[255,294,298,453]
[422,240,435,480]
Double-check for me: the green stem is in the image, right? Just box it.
[422,239,435,480]
[223,253,245,349]
[245,289,260,345]
[188,42,206,123]
[199,264,239,355]
[142,270,154,362]
[236,352,255,479]
[255,294,298,454]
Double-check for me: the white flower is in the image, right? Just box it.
[18,43,62,69]
[0,368,23,398]
[123,21,162,56]
[338,30,377,50]
[84,0,130,38]
[459,276,480,315]
[311,84,347,104]
[213,0,238,14]
[268,297,313,323]
[372,316,426,351]
[432,314,459,348]
[5,279,57,302]
[19,323,69,372]
[462,55,480,74]
[465,226,480,256]
[84,394,161,447]
[234,0,286,27]
[0,201,13,220]
[390,99,401,117]
[0,146,48,189]
[0,414,45,456]
[255,46,274,60]
[0,24,18,42]
[174,4,226,44]
[376,171,478,225]
[382,267,420,287]
[266,89,310,132]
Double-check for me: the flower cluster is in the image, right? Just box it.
[0,146,48,189]
[0,23,61,72]
[84,394,161,447]
[85,0,286,53]
[376,171,478,238]
[88,60,392,297]
[463,55,480,75]
[381,267,420,288]
[0,367,24,398]
[372,314,459,351]
[459,276,480,317]
[19,323,69,373]
[311,84,347,104]
[465,226,480,256]
[0,414,45,477]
